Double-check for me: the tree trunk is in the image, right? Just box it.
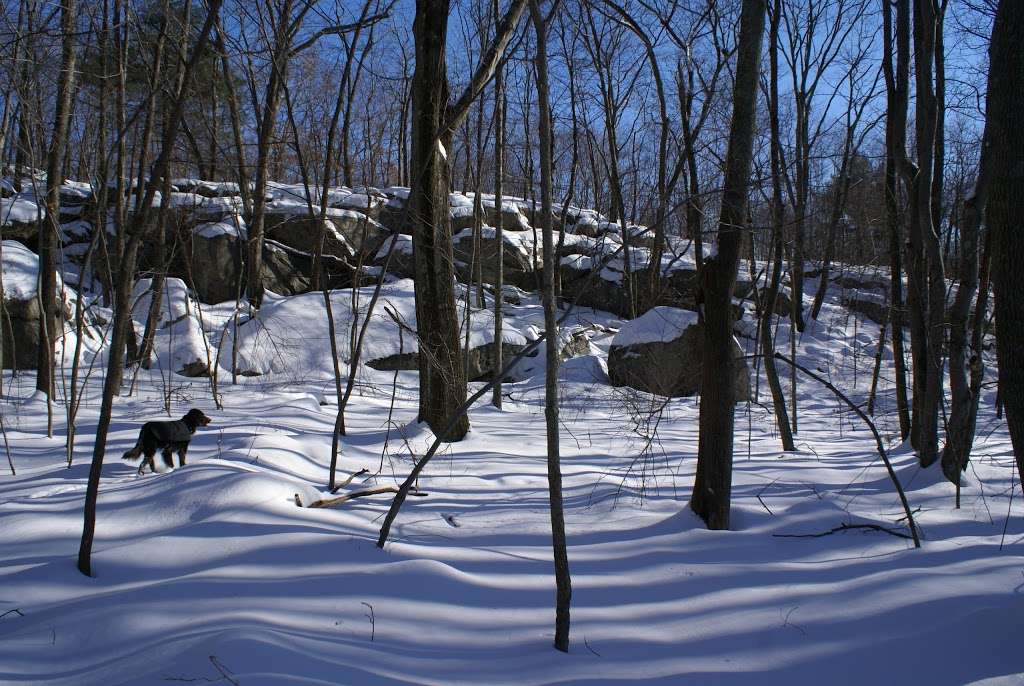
[78,0,222,576]
[37,0,78,413]
[908,0,945,467]
[530,0,570,652]
[882,0,912,442]
[409,0,469,441]
[763,0,795,452]
[987,0,1024,479]
[491,37,505,410]
[690,0,766,530]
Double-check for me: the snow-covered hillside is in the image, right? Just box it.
[0,273,1021,685]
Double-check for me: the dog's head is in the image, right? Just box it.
[184,408,212,428]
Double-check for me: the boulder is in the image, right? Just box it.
[365,341,527,381]
[373,234,416,279]
[180,220,245,304]
[832,271,889,293]
[453,227,537,289]
[265,213,354,262]
[842,292,889,324]
[607,306,750,401]
[173,218,371,303]
[265,209,390,263]
[378,199,415,236]
[558,254,640,318]
[1,240,67,370]
[260,241,313,296]
[131,278,215,377]
[0,197,44,243]
[734,279,793,316]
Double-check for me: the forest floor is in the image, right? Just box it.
[0,289,1022,685]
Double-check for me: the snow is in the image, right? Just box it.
[375,233,413,257]
[0,191,1022,686]
[0,196,44,225]
[131,278,214,376]
[2,239,47,300]
[611,306,699,347]
[228,279,526,378]
[194,215,247,239]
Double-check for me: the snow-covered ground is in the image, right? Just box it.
[0,278,1022,686]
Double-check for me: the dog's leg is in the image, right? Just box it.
[141,447,157,475]
[178,444,187,468]
[161,448,175,471]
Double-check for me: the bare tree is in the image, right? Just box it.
[407,0,526,440]
[530,0,571,652]
[78,0,223,576]
[37,0,79,437]
[690,0,767,530]
[881,0,912,441]
[987,0,1024,478]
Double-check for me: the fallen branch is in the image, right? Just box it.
[297,486,428,509]
[330,468,369,494]
[773,352,921,548]
[774,522,915,541]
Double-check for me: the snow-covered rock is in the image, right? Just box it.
[131,278,215,377]
[607,306,750,400]
[1,240,68,369]
[229,279,526,379]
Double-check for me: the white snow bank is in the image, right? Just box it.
[230,278,526,378]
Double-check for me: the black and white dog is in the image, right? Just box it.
[121,408,212,475]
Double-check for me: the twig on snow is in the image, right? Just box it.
[773,521,914,541]
[208,656,239,686]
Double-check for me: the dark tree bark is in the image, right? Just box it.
[908,0,945,467]
[763,0,795,452]
[882,0,912,441]
[987,0,1024,479]
[78,0,223,576]
[530,0,571,652]
[690,0,766,530]
[491,13,506,410]
[942,126,989,483]
[37,0,78,423]
[409,0,526,440]
[408,0,469,440]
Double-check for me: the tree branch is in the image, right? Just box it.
[288,12,390,57]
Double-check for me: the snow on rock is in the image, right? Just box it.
[0,195,44,227]
[2,239,50,300]
[194,215,247,240]
[229,278,526,378]
[608,306,749,400]
[132,278,215,377]
[611,306,699,348]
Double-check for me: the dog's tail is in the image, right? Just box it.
[122,442,143,461]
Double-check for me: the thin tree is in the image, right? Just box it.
[37,0,79,437]
[78,0,223,576]
[941,122,989,483]
[491,0,506,410]
[530,0,571,652]
[881,0,912,440]
[762,0,795,451]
